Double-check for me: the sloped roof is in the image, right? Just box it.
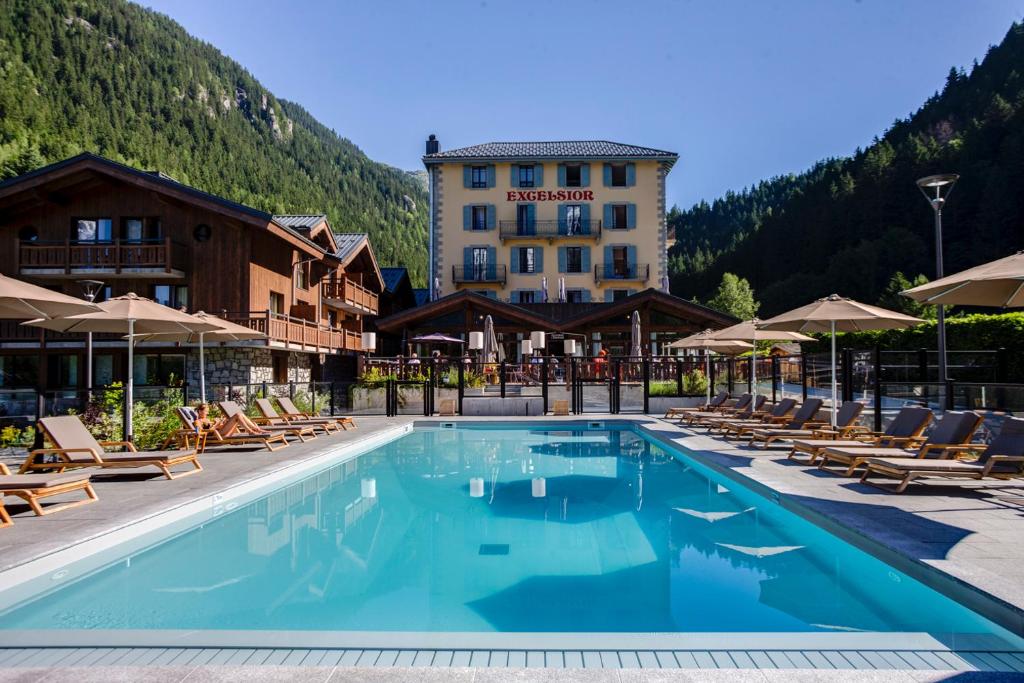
[423,140,678,165]
[413,289,430,306]
[334,233,369,262]
[272,214,327,231]
[380,267,410,293]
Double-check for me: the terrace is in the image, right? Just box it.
[320,277,378,316]
[17,238,188,280]
[225,310,363,353]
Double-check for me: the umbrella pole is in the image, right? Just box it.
[830,320,837,427]
[199,332,206,404]
[751,331,757,398]
[126,318,134,443]
[705,352,710,404]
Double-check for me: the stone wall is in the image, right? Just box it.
[184,347,312,386]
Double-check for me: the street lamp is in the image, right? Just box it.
[77,279,105,401]
[916,173,959,383]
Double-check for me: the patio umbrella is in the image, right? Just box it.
[668,330,753,403]
[432,277,441,301]
[26,293,219,441]
[541,276,549,303]
[901,250,1024,307]
[133,311,268,403]
[481,315,499,363]
[629,310,642,358]
[707,320,814,402]
[758,294,922,426]
[411,333,466,344]
[0,273,101,319]
[558,277,567,303]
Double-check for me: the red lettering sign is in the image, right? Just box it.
[504,189,595,201]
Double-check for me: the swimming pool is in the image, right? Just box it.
[1,423,1021,648]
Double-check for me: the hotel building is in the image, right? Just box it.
[423,138,677,303]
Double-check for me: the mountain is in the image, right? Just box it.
[669,23,1024,315]
[0,0,429,284]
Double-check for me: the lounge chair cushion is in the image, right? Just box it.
[0,473,91,489]
[792,439,875,450]
[920,411,982,447]
[824,446,916,460]
[864,457,991,473]
[782,399,823,428]
[61,450,196,464]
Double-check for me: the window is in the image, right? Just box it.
[0,355,39,387]
[47,354,78,389]
[94,354,114,387]
[612,247,629,277]
[121,217,161,241]
[518,247,536,274]
[471,206,488,231]
[95,285,112,303]
[566,247,583,274]
[151,285,188,309]
[612,289,630,302]
[269,291,285,315]
[295,261,310,290]
[611,205,628,229]
[565,164,582,187]
[518,290,536,304]
[566,289,585,304]
[471,166,488,188]
[518,165,534,188]
[272,354,288,383]
[17,226,37,242]
[471,247,489,280]
[73,218,113,242]
[610,164,627,187]
[134,354,185,385]
[565,204,582,234]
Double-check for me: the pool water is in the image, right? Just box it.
[1,425,1020,642]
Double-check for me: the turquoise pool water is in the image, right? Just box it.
[1,424,1020,642]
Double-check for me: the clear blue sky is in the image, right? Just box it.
[143,0,1022,210]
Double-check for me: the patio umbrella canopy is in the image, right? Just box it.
[133,311,268,403]
[629,311,642,358]
[707,320,814,399]
[26,293,220,441]
[901,250,1024,307]
[758,294,922,425]
[0,273,101,319]
[411,333,466,344]
[668,330,753,403]
[481,315,501,363]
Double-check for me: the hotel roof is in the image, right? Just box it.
[272,214,327,231]
[423,141,678,166]
[380,267,410,293]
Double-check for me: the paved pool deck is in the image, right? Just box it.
[1,415,1023,681]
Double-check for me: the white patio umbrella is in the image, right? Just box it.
[629,310,643,358]
[0,273,101,319]
[707,320,814,400]
[758,294,923,425]
[668,330,753,403]
[558,277,567,303]
[133,311,268,403]
[481,314,498,363]
[901,250,1024,307]
[26,293,219,441]
[541,276,549,303]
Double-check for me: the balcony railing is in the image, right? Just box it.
[18,238,188,277]
[321,278,379,315]
[224,311,362,353]
[594,263,649,283]
[498,220,601,241]
[452,264,507,284]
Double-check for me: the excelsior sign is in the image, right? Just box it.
[506,190,594,202]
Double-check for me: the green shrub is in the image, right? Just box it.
[71,382,181,450]
[648,380,678,397]
[683,368,709,395]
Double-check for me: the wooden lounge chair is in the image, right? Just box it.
[218,401,318,443]
[818,410,984,477]
[712,398,797,437]
[552,399,570,416]
[276,396,356,431]
[690,395,767,428]
[255,398,337,434]
[680,394,752,425]
[165,407,289,453]
[22,415,202,480]
[438,398,457,416]
[786,405,933,465]
[665,391,728,419]
[748,399,854,449]
[0,462,97,524]
[860,416,1024,493]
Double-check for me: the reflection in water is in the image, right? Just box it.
[1,426,1021,647]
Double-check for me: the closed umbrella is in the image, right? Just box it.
[541,276,549,303]
[901,250,1024,307]
[133,311,268,403]
[481,315,497,363]
[758,294,922,425]
[668,330,753,403]
[0,273,101,319]
[629,310,642,358]
[707,320,814,399]
[27,293,219,441]
[558,277,567,303]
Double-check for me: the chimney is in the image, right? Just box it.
[425,134,439,155]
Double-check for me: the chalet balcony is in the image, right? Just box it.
[225,310,362,354]
[594,263,649,283]
[18,238,188,280]
[452,264,507,285]
[321,278,378,315]
[498,220,601,242]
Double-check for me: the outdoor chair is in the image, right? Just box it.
[859,416,1024,493]
[217,401,318,443]
[748,399,855,449]
[164,406,289,453]
[690,395,767,428]
[22,415,202,480]
[680,393,752,425]
[255,398,337,434]
[0,462,97,525]
[438,398,457,416]
[664,391,728,419]
[817,410,984,477]
[276,396,356,431]
[709,398,797,436]
[786,405,933,465]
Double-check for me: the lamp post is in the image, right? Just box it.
[916,174,959,383]
[76,279,105,401]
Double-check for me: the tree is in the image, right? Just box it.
[707,273,759,320]
[877,272,936,319]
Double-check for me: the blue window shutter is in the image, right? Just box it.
[463,165,471,188]
[526,204,536,232]
[535,247,543,273]
[557,204,567,234]
[510,247,520,274]
[511,290,519,304]
[463,247,473,268]
[487,164,496,188]
[626,203,636,229]
[580,204,590,234]
[627,245,637,270]
[581,289,591,303]
[510,164,518,187]
[581,246,591,272]
[581,163,590,187]
[557,246,567,273]
[604,289,614,302]
[463,205,472,230]
[626,163,636,186]
[487,246,496,279]
[603,203,613,228]
[603,163,612,187]
[557,164,566,187]
[603,245,613,279]
[534,164,544,187]
[486,205,496,230]
[536,289,546,301]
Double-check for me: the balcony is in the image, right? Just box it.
[321,278,379,315]
[498,220,601,242]
[452,264,507,285]
[224,311,362,354]
[594,263,649,283]
[18,238,188,279]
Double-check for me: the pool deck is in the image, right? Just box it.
[1,414,1024,681]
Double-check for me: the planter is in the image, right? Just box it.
[350,386,386,414]
[648,396,706,414]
